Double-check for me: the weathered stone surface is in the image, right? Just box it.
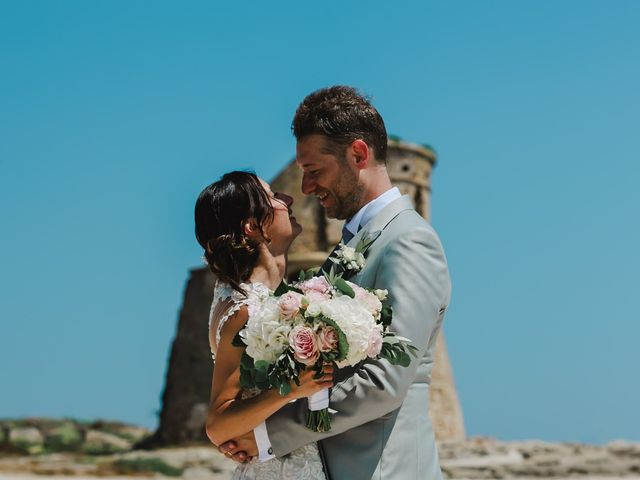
[151,138,465,445]
[2,438,639,479]
[81,430,131,454]
[439,438,640,479]
[0,419,150,457]
[8,428,43,446]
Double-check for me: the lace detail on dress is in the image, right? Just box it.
[232,443,325,480]
[209,281,271,359]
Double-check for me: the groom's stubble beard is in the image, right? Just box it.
[328,165,364,220]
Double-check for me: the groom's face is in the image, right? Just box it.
[296,135,362,220]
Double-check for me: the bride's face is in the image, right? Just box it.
[259,178,302,251]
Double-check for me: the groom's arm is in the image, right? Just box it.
[265,226,451,457]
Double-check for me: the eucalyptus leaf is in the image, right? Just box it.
[396,351,411,367]
[334,278,355,298]
[232,332,246,348]
[274,281,289,296]
[255,360,269,373]
[239,367,255,389]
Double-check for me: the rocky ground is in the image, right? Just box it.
[1,419,638,479]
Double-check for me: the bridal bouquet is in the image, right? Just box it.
[233,270,417,432]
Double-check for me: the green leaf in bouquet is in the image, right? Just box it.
[239,352,257,389]
[323,266,336,284]
[320,351,337,362]
[317,316,349,362]
[231,331,246,348]
[298,270,306,282]
[304,268,317,280]
[396,350,411,367]
[239,367,255,389]
[311,360,325,379]
[254,360,269,386]
[381,341,416,367]
[278,381,292,396]
[274,281,290,297]
[240,352,255,369]
[254,360,269,372]
[334,278,355,298]
[382,335,403,345]
[289,285,304,295]
[380,304,393,328]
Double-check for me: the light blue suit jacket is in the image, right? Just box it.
[267,196,451,480]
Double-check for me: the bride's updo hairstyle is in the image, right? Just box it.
[195,171,274,294]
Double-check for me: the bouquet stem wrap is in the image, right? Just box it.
[306,389,331,432]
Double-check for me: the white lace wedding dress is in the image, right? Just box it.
[209,280,326,480]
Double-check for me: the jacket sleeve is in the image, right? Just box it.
[266,226,451,457]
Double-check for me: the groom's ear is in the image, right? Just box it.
[350,139,371,170]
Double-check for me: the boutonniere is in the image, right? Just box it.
[328,230,381,274]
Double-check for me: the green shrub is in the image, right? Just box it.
[43,423,83,452]
[111,457,183,477]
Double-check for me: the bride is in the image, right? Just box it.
[194,171,332,480]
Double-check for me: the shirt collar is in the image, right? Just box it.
[344,187,402,235]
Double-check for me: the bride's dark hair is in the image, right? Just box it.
[194,171,274,294]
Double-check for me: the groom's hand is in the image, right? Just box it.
[218,430,258,463]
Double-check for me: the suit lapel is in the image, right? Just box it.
[319,196,415,278]
[346,195,414,249]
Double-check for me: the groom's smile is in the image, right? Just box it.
[296,135,362,220]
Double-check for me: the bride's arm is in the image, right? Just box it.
[206,306,332,446]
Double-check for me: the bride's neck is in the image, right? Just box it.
[249,254,286,290]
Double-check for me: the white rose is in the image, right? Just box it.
[320,296,376,367]
[241,297,291,363]
[305,301,323,317]
[374,289,388,301]
[340,246,356,262]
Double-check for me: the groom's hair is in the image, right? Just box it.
[292,85,388,164]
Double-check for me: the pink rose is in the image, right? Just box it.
[289,325,320,366]
[351,283,382,315]
[317,326,339,353]
[278,291,303,319]
[366,328,383,358]
[349,282,368,299]
[304,289,329,304]
[300,277,331,297]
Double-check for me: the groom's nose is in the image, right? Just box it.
[301,173,316,195]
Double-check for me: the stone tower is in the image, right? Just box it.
[145,138,464,447]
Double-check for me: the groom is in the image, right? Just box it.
[219,86,451,479]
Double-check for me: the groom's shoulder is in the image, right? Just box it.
[387,207,437,236]
[381,208,446,252]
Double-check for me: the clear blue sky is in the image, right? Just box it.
[1,1,638,444]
